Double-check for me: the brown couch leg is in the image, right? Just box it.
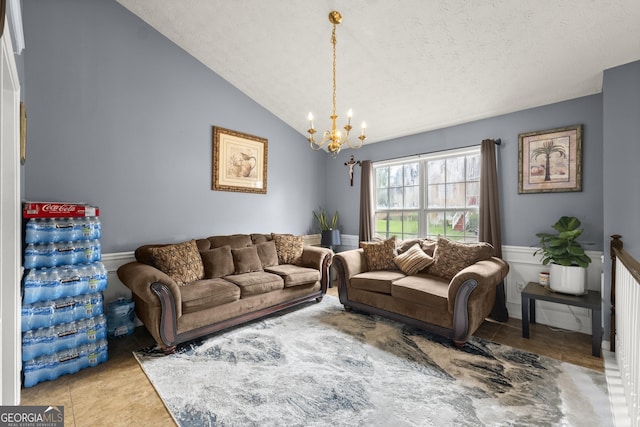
[452,340,466,349]
[162,345,176,355]
[343,305,353,312]
[316,296,324,303]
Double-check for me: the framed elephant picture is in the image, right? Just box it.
[518,124,582,194]
[212,126,268,194]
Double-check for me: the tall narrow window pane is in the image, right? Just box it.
[427,159,445,184]
[446,157,465,183]
[388,211,403,235]
[404,186,419,208]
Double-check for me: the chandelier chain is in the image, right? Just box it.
[331,24,337,119]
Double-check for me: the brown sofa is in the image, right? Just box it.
[333,237,509,346]
[117,233,332,352]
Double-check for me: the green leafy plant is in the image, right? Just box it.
[313,209,338,231]
[534,216,592,268]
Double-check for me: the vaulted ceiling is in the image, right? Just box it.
[116,1,640,144]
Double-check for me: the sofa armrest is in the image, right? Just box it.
[117,261,183,318]
[300,246,333,291]
[447,257,510,313]
[301,245,333,270]
[333,249,367,280]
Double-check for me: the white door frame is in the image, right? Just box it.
[0,16,22,405]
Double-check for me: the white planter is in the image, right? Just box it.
[549,263,587,295]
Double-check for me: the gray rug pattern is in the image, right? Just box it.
[134,296,612,427]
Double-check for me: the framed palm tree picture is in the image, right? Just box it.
[518,125,582,194]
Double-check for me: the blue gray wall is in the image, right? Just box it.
[603,60,640,261]
[325,95,604,250]
[22,0,327,253]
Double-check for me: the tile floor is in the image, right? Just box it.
[20,286,604,426]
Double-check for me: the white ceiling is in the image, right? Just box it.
[116,0,640,145]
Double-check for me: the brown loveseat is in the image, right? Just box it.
[117,233,332,352]
[333,237,509,346]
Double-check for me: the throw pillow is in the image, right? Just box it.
[428,237,494,280]
[200,245,235,278]
[256,241,279,268]
[420,238,438,257]
[231,246,264,274]
[272,234,304,265]
[150,240,205,286]
[396,238,422,255]
[361,236,397,271]
[394,243,434,275]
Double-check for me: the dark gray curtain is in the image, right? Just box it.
[479,139,508,321]
[359,160,373,242]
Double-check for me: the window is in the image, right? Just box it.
[374,147,481,242]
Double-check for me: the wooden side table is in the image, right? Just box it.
[521,281,602,357]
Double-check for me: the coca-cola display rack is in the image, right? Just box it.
[21,202,108,388]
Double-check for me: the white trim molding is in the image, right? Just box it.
[502,245,603,335]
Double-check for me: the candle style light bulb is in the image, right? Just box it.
[361,121,366,135]
[308,112,314,129]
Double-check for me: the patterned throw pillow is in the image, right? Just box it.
[361,236,397,271]
[428,237,494,280]
[394,243,434,275]
[272,234,304,265]
[151,240,205,286]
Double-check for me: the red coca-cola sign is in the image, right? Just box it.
[23,202,100,218]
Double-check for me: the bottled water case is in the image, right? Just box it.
[21,202,107,387]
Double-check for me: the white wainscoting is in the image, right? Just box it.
[502,245,603,335]
[102,238,603,336]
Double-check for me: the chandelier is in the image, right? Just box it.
[307,11,366,156]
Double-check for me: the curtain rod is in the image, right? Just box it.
[366,138,502,165]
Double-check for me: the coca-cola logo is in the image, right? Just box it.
[42,204,81,213]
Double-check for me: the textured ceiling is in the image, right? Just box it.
[116,0,640,145]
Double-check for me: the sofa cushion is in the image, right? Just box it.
[265,265,320,288]
[350,270,406,294]
[428,238,494,280]
[200,245,235,278]
[180,278,241,314]
[224,272,284,297]
[150,240,205,286]
[195,239,211,251]
[272,234,304,265]
[208,234,252,249]
[232,246,264,274]
[361,236,397,271]
[135,244,166,266]
[256,241,279,268]
[391,275,449,309]
[394,243,435,275]
[251,233,272,244]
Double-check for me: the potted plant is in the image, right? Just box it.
[534,216,591,295]
[313,209,341,250]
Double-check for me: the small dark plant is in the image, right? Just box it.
[313,209,338,231]
[534,216,591,268]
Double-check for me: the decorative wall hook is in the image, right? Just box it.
[344,155,362,186]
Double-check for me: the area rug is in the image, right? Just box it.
[133,296,612,427]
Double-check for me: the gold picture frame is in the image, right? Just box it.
[212,127,268,194]
[518,124,582,194]
[20,102,26,165]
